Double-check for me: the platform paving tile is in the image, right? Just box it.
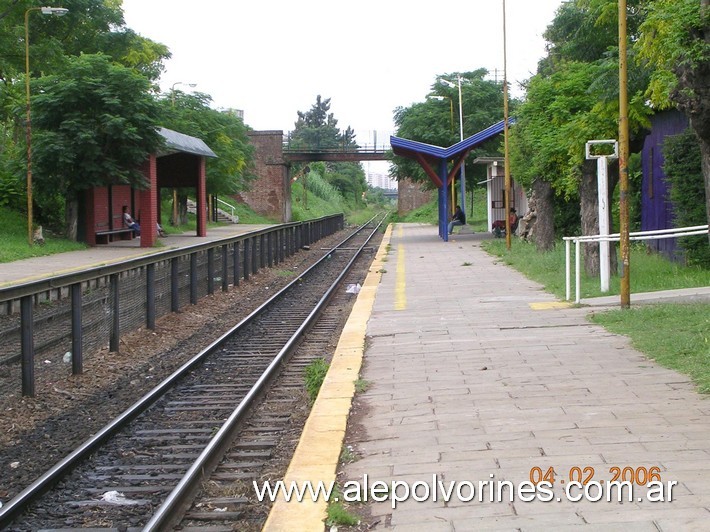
[341,224,710,530]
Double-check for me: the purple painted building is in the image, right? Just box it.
[641,109,689,260]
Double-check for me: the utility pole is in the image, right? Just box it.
[618,0,631,308]
[503,0,512,250]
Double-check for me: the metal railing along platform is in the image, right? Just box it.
[564,225,709,304]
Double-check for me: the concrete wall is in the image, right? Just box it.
[238,131,290,222]
[398,177,433,216]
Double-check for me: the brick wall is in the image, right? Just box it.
[237,131,290,222]
[398,177,433,216]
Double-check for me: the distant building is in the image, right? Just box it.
[367,171,396,191]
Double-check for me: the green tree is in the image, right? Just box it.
[664,130,709,266]
[391,69,507,189]
[637,0,710,239]
[0,0,169,84]
[509,0,652,270]
[0,0,170,231]
[31,53,163,238]
[158,91,255,224]
[289,95,366,206]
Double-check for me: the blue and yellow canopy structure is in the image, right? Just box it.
[391,120,508,241]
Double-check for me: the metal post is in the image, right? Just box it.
[565,239,571,301]
[503,0,512,250]
[586,140,618,293]
[597,156,611,292]
[243,238,250,281]
[252,236,259,274]
[146,264,156,329]
[575,240,581,304]
[71,283,83,374]
[457,75,466,216]
[207,248,214,295]
[259,234,266,268]
[24,9,34,247]
[170,257,180,313]
[233,241,240,286]
[20,295,35,397]
[266,231,275,268]
[221,244,229,292]
[110,274,120,353]
[190,253,197,305]
[619,0,631,308]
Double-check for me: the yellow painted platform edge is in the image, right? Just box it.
[263,223,394,532]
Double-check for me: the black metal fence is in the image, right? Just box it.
[0,215,343,397]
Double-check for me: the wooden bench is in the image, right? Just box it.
[95,227,136,245]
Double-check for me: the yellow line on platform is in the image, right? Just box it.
[529,301,574,310]
[395,226,406,311]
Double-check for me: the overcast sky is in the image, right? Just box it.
[121,1,564,134]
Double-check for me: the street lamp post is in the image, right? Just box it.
[25,6,69,246]
[441,76,466,217]
[429,95,454,133]
[171,81,197,107]
[503,0,512,250]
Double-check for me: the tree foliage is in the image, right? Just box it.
[637,0,710,236]
[0,0,169,85]
[158,92,255,196]
[664,130,709,266]
[32,54,163,198]
[289,95,366,206]
[509,0,655,248]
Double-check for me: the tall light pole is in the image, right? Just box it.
[25,6,69,246]
[170,81,197,107]
[618,0,631,308]
[429,95,454,133]
[502,0,512,250]
[441,76,466,216]
[170,82,196,224]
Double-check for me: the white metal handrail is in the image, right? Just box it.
[215,197,236,222]
[564,225,709,303]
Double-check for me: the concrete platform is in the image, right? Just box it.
[264,223,710,531]
[0,224,270,287]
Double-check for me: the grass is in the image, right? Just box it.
[304,358,329,403]
[340,444,357,463]
[395,185,490,233]
[590,303,710,393]
[0,207,87,263]
[482,239,710,300]
[354,378,370,393]
[325,485,360,527]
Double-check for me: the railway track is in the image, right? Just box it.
[0,213,386,531]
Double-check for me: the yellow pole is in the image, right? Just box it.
[25,8,37,246]
[619,0,631,308]
[503,0,512,250]
[25,7,68,245]
[172,189,178,225]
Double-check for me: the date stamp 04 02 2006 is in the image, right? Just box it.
[530,465,662,486]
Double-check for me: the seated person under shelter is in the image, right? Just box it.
[122,206,140,236]
[448,205,466,235]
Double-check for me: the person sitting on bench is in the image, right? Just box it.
[509,208,519,234]
[448,205,466,235]
[122,205,140,236]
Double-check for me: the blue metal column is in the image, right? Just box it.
[440,158,449,242]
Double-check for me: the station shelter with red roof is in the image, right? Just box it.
[82,128,216,248]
